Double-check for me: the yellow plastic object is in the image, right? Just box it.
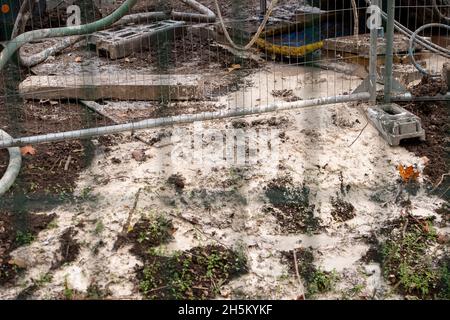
[255,38,323,58]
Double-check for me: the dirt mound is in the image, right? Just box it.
[401,102,448,186]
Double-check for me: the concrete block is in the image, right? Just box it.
[88,20,185,59]
[367,103,426,146]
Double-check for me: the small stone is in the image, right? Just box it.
[437,234,449,244]
[8,258,27,268]
[131,150,146,162]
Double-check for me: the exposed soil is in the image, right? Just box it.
[136,245,247,300]
[280,246,338,298]
[281,247,315,281]
[0,212,56,285]
[51,228,81,270]
[264,176,323,234]
[0,98,110,199]
[400,101,448,186]
[410,75,447,97]
[167,173,186,191]
[120,216,176,255]
[330,193,356,222]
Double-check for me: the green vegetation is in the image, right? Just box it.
[281,247,338,298]
[138,245,247,300]
[381,215,448,299]
[307,268,339,296]
[15,230,35,246]
[136,215,173,246]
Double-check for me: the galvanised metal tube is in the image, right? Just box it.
[0,93,370,149]
[368,0,380,104]
[0,130,22,196]
[383,0,395,103]
[0,0,138,71]
[390,92,450,102]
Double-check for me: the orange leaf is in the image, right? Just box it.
[397,165,419,182]
[20,145,36,156]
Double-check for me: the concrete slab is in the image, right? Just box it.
[323,33,426,57]
[19,74,204,101]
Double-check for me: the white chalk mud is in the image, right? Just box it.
[0,64,446,300]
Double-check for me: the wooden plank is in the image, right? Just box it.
[19,74,204,101]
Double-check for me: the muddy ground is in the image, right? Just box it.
[0,0,448,301]
[400,77,449,199]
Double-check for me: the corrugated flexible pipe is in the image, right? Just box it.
[0,0,139,71]
[0,130,22,196]
[12,0,216,68]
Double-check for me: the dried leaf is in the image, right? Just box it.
[20,145,36,156]
[397,165,420,182]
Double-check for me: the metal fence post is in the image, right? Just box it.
[384,0,395,103]
[369,0,380,104]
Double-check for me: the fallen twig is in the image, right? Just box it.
[293,249,306,300]
[64,155,72,171]
[431,172,450,193]
[348,122,369,147]
[113,188,142,251]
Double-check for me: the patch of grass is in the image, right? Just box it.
[15,230,35,246]
[264,177,322,234]
[136,215,174,246]
[86,283,109,300]
[46,219,58,230]
[280,247,337,298]
[307,268,339,297]
[63,277,74,300]
[35,273,53,286]
[137,245,247,300]
[381,215,447,299]
[94,220,104,235]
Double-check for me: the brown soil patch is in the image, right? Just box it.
[401,102,448,186]
[0,212,55,285]
[264,176,323,234]
[51,227,81,270]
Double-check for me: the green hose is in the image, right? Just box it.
[0,0,138,71]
